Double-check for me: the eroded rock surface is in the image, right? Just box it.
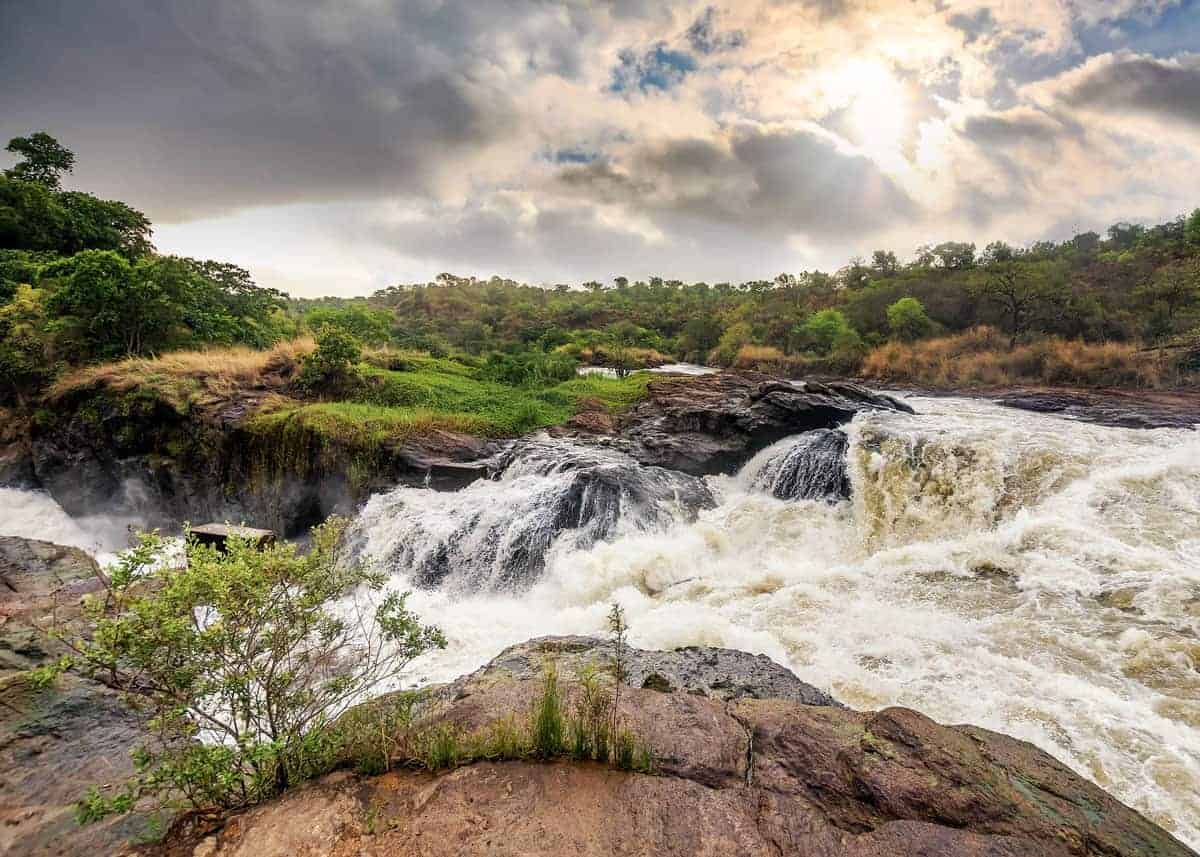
[0,537,164,857]
[613,373,913,475]
[154,637,1193,857]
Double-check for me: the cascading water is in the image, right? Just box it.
[348,396,1200,848]
[738,429,850,501]
[350,436,714,592]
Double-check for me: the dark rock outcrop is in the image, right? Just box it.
[746,428,852,501]
[153,637,1194,857]
[613,373,913,475]
[13,383,499,537]
[0,537,164,857]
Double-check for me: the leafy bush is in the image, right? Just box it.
[44,517,444,819]
[887,297,934,342]
[483,349,578,386]
[300,326,363,394]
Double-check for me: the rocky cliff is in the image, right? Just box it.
[0,371,911,537]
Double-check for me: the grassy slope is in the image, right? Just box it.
[249,362,653,444]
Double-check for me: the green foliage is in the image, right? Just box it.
[0,283,56,404]
[795,309,858,355]
[483,349,578,386]
[51,518,445,819]
[300,326,363,393]
[530,662,566,758]
[303,304,393,346]
[5,132,75,191]
[886,297,934,342]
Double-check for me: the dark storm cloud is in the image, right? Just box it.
[559,126,915,237]
[1057,53,1200,124]
[0,0,619,221]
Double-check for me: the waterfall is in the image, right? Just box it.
[344,397,1200,846]
[349,436,714,592]
[738,429,850,501]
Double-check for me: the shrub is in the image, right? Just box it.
[793,310,860,356]
[300,326,363,394]
[484,349,578,386]
[43,517,445,819]
[886,297,934,342]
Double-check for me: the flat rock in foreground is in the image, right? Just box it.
[613,373,914,475]
[160,636,1194,857]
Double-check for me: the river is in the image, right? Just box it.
[3,394,1198,845]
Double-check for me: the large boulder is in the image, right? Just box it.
[155,637,1193,857]
[613,373,913,475]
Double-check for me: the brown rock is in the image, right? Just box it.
[149,637,1193,857]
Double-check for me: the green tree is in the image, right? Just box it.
[43,251,191,358]
[5,132,75,190]
[1134,258,1200,340]
[795,309,857,354]
[45,518,445,817]
[0,284,54,406]
[886,297,934,341]
[710,321,753,365]
[303,305,393,346]
[58,191,153,259]
[977,261,1063,347]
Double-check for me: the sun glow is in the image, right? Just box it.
[821,60,912,158]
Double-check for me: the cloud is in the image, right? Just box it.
[2,0,1198,294]
[1053,52,1200,124]
[558,125,915,237]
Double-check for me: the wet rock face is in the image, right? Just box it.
[992,388,1200,429]
[449,635,838,707]
[0,537,164,857]
[167,636,1193,857]
[614,373,913,476]
[16,384,499,537]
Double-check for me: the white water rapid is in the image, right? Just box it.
[351,395,1200,846]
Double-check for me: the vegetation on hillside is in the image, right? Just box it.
[4,130,1199,409]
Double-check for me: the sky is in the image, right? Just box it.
[2,0,1199,297]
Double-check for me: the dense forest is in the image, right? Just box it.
[3,132,1199,408]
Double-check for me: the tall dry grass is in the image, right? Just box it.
[860,327,1182,388]
[48,337,315,403]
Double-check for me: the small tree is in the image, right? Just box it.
[300,326,363,393]
[977,261,1063,347]
[886,297,934,342]
[44,517,445,818]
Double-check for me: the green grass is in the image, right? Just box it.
[548,373,654,413]
[241,356,655,481]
